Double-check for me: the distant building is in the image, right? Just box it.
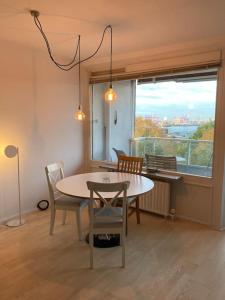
[173,115,189,125]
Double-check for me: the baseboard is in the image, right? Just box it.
[2,207,225,231]
[211,225,225,231]
[0,207,38,225]
[140,209,211,226]
[175,213,210,226]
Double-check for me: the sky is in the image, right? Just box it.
[136,80,217,121]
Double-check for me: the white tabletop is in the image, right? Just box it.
[56,172,154,199]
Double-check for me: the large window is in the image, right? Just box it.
[91,70,218,177]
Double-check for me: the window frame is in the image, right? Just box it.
[90,68,221,187]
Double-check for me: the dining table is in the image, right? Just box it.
[56,171,154,247]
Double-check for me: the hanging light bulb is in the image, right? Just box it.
[104,26,117,102]
[74,35,85,121]
[75,105,85,121]
[105,85,117,102]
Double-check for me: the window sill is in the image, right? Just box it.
[89,160,213,188]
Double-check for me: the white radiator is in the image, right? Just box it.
[139,180,170,217]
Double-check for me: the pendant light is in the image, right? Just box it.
[104,26,117,102]
[30,11,117,106]
[75,35,85,121]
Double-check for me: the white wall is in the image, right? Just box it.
[0,41,84,223]
[173,183,212,225]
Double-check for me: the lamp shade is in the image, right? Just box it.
[75,109,85,121]
[104,87,117,102]
[5,145,18,158]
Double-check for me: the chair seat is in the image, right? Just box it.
[55,195,88,208]
[93,207,123,225]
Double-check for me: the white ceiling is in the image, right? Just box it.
[1,0,225,64]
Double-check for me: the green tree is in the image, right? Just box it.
[135,116,165,138]
[134,116,165,156]
[191,120,214,166]
[192,120,214,141]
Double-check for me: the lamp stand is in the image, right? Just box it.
[6,148,25,227]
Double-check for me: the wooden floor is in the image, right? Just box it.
[1,210,225,300]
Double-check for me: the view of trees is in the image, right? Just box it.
[135,116,165,138]
[190,120,214,166]
[134,118,214,168]
[191,120,214,141]
[134,79,216,175]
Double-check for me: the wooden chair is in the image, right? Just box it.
[87,180,130,268]
[45,162,88,240]
[145,154,177,171]
[117,155,143,227]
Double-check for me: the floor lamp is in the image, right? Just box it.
[5,145,25,227]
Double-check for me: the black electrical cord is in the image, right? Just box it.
[34,16,79,68]
[110,25,112,88]
[78,35,81,108]
[32,12,112,72]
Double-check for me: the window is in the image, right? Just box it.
[91,69,218,177]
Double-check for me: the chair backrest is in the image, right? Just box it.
[112,148,127,159]
[145,154,177,171]
[117,155,143,174]
[45,162,64,205]
[87,181,130,226]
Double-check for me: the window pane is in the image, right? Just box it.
[134,79,217,177]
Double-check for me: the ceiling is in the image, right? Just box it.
[1,0,225,65]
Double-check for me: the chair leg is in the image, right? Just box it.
[136,197,141,224]
[50,208,56,235]
[76,209,82,241]
[62,210,67,225]
[126,204,128,236]
[119,233,122,246]
[121,231,125,268]
[89,233,94,269]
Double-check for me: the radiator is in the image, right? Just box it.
[139,180,170,217]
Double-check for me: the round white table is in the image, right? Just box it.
[56,171,154,199]
[56,172,154,248]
